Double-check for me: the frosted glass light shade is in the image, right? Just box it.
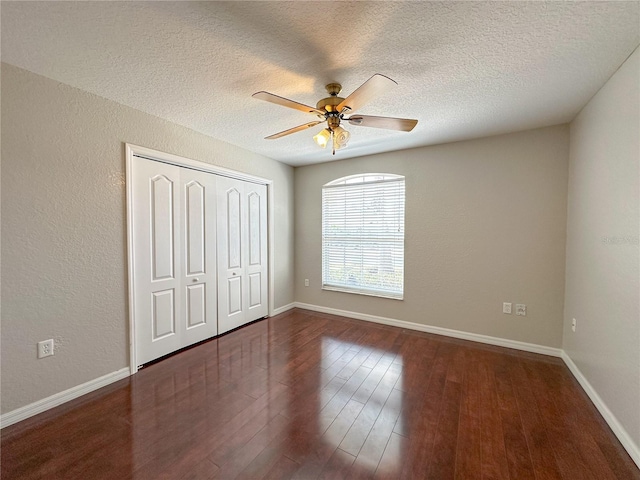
[332,126,350,150]
[313,128,331,148]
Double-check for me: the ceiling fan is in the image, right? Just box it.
[252,74,418,155]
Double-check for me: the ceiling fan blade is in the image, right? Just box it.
[346,115,418,132]
[337,74,397,113]
[265,121,323,139]
[253,91,325,116]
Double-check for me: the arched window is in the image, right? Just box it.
[322,173,405,299]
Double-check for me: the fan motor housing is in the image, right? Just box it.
[316,96,344,112]
[316,82,345,112]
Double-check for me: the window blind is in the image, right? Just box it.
[322,175,405,299]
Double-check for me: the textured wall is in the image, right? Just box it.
[1,64,295,414]
[295,125,569,348]
[564,47,640,451]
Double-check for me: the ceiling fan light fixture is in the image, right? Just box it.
[313,128,332,148]
[332,126,350,150]
[254,74,418,154]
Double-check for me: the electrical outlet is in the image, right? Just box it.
[515,304,526,316]
[572,318,577,332]
[38,339,54,359]
[502,302,512,314]
[304,279,309,287]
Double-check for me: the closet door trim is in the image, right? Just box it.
[126,143,275,374]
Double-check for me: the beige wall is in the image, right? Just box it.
[564,47,640,451]
[1,64,295,413]
[295,125,569,348]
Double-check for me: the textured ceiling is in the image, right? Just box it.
[2,1,639,166]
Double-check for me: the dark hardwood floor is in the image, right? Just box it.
[2,308,638,479]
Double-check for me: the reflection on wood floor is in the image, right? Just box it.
[2,308,639,479]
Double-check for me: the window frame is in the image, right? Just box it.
[321,173,405,300]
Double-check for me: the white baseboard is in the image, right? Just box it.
[271,302,296,316]
[561,352,640,468]
[1,367,130,429]
[293,302,562,357]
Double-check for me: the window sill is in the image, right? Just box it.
[322,285,403,301]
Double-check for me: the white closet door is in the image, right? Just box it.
[217,177,268,334]
[245,183,268,320]
[132,158,218,365]
[132,158,183,364]
[180,168,218,347]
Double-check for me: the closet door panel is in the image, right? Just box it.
[152,289,176,339]
[151,175,175,280]
[185,181,205,275]
[248,192,261,266]
[181,168,218,345]
[244,184,268,320]
[227,277,243,314]
[248,273,262,308]
[186,284,206,328]
[132,158,183,365]
[226,188,242,269]
[217,177,248,333]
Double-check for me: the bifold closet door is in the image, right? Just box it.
[216,176,268,334]
[131,157,217,365]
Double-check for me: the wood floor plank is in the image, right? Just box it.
[539,362,627,479]
[338,361,400,457]
[318,448,357,480]
[284,365,370,466]
[210,414,291,479]
[520,360,590,477]
[374,432,405,479]
[178,458,219,480]
[549,363,640,479]
[143,382,292,479]
[453,350,482,479]
[477,355,511,480]
[260,455,300,480]
[318,366,371,437]
[352,387,403,473]
[289,399,365,479]
[390,334,434,437]
[2,308,637,480]
[493,355,536,480]
[323,399,366,453]
[425,379,462,480]
[207,397,288,468]
[131,390,259,477]
[400,342,452,479]
[508,359,563,480]
[234,437,289,480]
[352,355,395,404]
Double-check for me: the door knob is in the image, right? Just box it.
[193,278,199,282]
[232,272,237,276]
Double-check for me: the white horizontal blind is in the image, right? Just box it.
[322,174,405,299]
